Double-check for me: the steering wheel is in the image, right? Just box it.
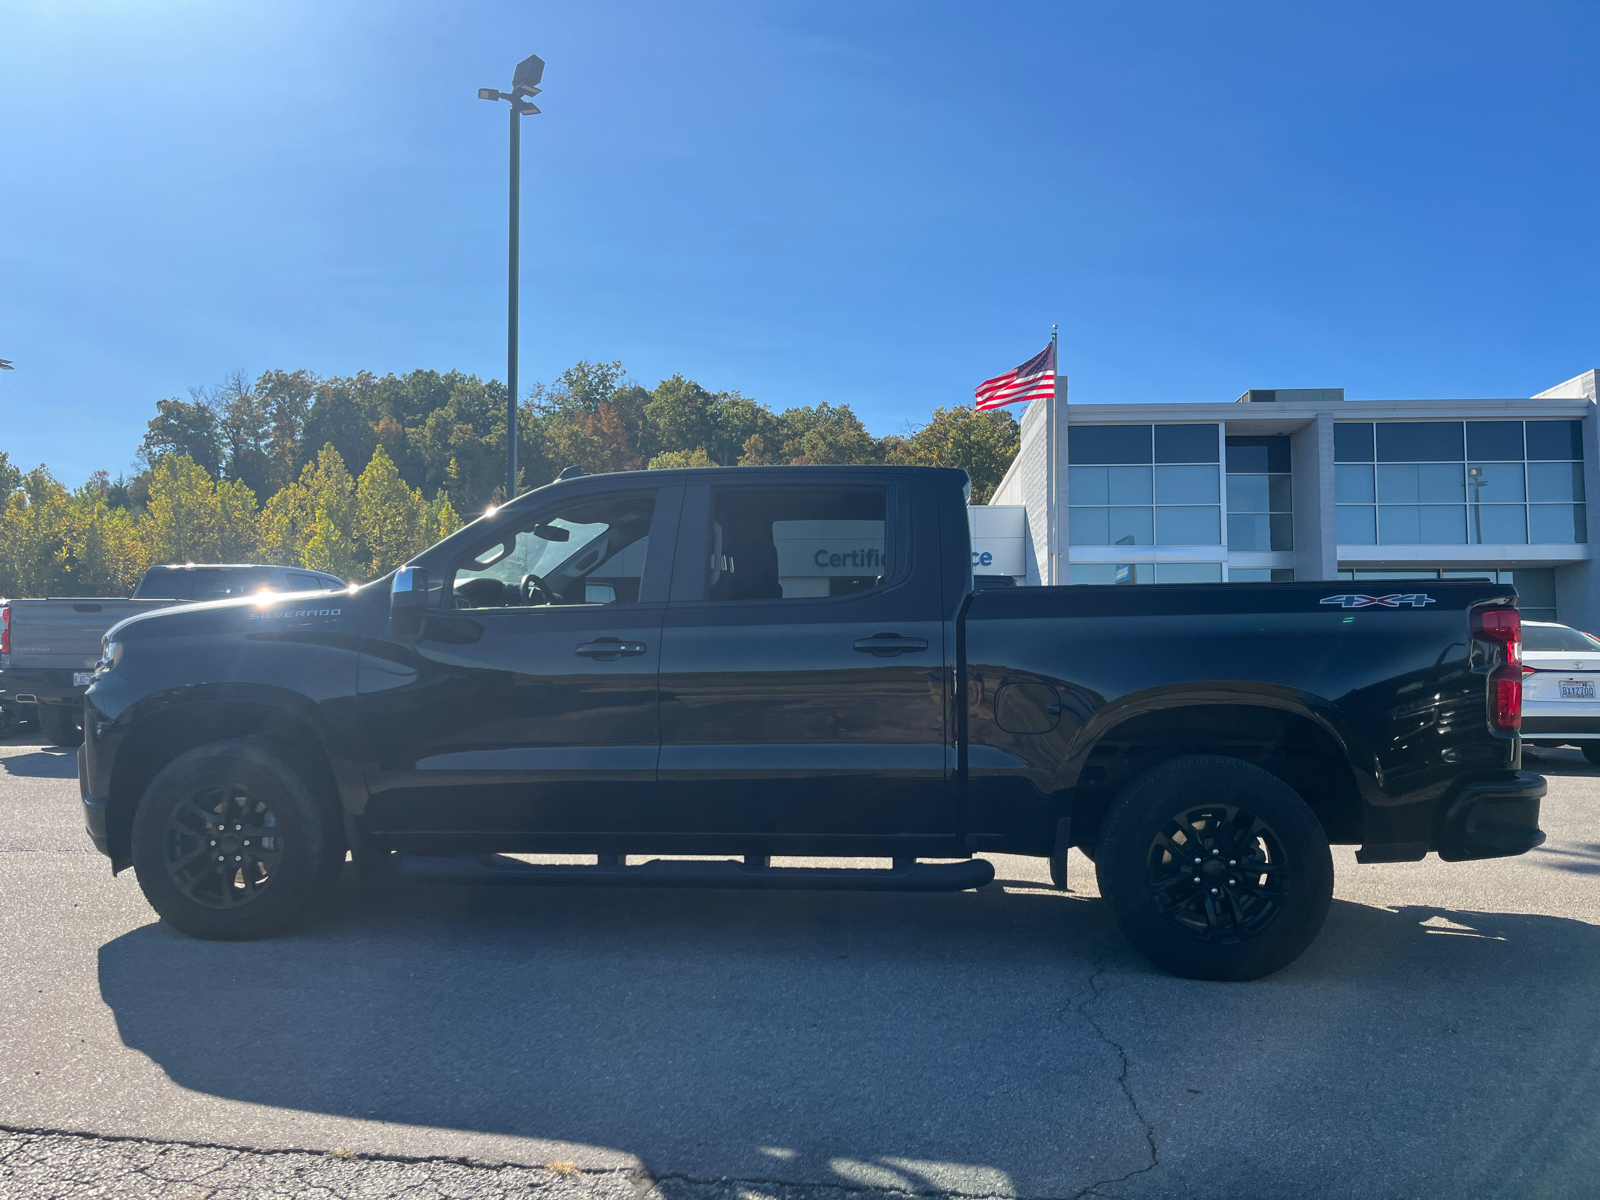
[520,573,557,606]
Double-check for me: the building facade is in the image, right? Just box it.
[977,369,1600,628]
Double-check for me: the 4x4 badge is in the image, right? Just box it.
[1320,594,1435,609]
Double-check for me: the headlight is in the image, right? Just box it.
[95,640,123,675]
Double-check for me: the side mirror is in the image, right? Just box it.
[387,566,429,642]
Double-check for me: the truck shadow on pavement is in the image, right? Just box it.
[2,748,80,778]
[93,877,1600,1198]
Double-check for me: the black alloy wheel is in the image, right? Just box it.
[161,784,284,910]
[131,738,345,940]
[1143,803,1290,945]
[1096,755,1334,981]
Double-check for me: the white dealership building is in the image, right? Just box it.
[968,369,1600,629]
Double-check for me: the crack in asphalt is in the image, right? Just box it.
[0,1126,1083,1200]
[1065,953,1162,1200]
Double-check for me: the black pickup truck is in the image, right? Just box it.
[79,465,1545,980]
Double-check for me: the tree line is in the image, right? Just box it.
[0,360,1018,597]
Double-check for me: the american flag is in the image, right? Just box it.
[974,341,1056,410]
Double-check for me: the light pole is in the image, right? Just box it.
[479,53,544,503]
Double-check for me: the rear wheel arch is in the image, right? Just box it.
[105,699,342,868]
[1064,701,1366,856]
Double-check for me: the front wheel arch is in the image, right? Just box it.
[105,699,343,871]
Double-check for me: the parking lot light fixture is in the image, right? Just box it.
[478,53,545,503]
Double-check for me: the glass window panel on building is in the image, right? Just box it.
[1465,422,1524,461]
[1107,466,1153,504]
[1333,423,1374,462]
[1335,464,1375,503]
[1377,422,1464,462]
[1154,562,1223,583]
[1069,424,1221,563]
[1525,420,1583,461]
[1527,462,1585,502]
[1068,466,1108,505]
[1228,568,1296,582]
[1068,424,1153,464]
[1336,420,1585,546]
[1155,425,1219,464]
[1155,465,1218,504]
[1530,504,1587,543]
[1466,463,1524,503]
[1376,463,1465,503]
[1156,506,1221,544]
[1469,504,1527,544]
[1336,505,1376,543]
[1107,507,1154,545]
[1380,504,1466,544]
[1225,435,1291,552]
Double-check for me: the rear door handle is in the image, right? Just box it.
[854,634,930,657]
[576,639,647,659]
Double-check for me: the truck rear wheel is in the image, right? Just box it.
[1580,743,1600,766]
[130,739,345,940]
[1095,755,1334,982]
[38,704,82,748]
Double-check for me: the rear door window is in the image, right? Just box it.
[703,488,892,602]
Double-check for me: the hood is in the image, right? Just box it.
[107,585,371,642]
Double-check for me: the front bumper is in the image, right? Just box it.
[1436,770,1547,862]
[78,741,112,857]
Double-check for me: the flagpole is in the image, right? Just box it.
[1048,324,1060,585]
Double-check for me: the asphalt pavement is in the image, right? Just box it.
[1,736,1597,1200]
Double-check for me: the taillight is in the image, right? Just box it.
[1,606,9,657]
[1473,606,1522,732]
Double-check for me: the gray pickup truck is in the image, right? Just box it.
[1,563,345,745]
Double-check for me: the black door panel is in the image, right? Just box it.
[657,480,954,839]
[358,486,679,836]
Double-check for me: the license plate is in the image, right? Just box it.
[72,672,93,688]
[1559,679,1596,699]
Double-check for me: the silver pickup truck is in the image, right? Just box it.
[1,563,345,745]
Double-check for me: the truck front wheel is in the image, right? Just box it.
[130,739,345,940]
[1095,755,1334,981]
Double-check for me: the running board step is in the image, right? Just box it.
[395,854,995,892]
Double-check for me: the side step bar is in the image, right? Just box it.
[395,854,996,892]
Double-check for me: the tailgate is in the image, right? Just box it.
[5,600,178,669]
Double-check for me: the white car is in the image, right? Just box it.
[1520,620,1600,764]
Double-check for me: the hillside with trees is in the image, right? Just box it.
[0,360,1019,597]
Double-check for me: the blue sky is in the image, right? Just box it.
[1,1,1596,484]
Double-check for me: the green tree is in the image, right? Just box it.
[140,397,222,477]
[0,451,22,500]
[296,446,361,579]
[778,402,878,465]
[886,405,1020,503]
[647,446,718,469]
[142,454,259,565]
[0,468,73,597]
[355,446,427,576]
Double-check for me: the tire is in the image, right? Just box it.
[1581,743,1600,766]
[38,703,82,748]
[1095,755,1334,982]
[130,738,346,940]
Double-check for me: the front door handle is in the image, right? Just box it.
[854,634,930,657]
[576,639,647,660]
